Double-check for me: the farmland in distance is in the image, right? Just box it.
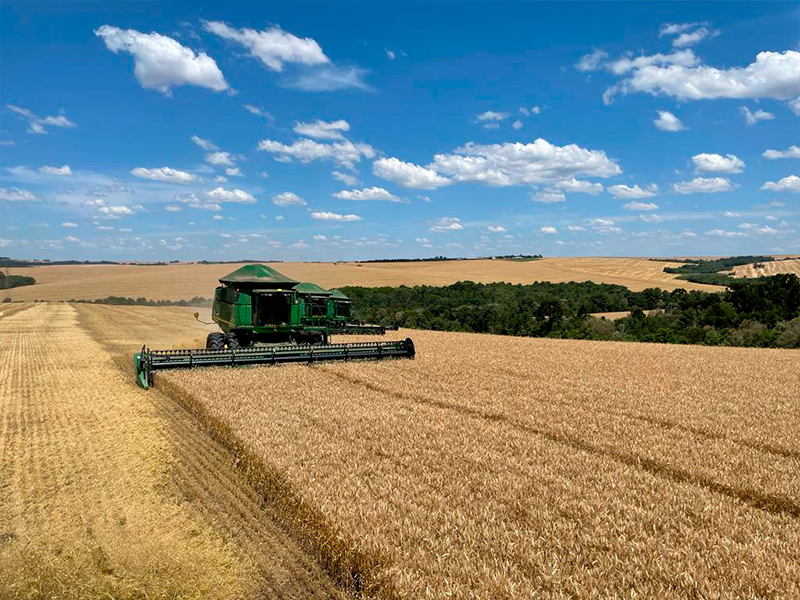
[7,257,718,301]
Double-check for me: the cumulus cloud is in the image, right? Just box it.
[94,25,228,94]
[623,201,659,211]
[7,104,77,135]
[763,145,800,160]
[540,226,557,234]
[672,27,713,48]
[512,120,523,130]
[575,48,609,72]
[271,191,307,206]
[97,205,134,218]
[476,111,510,122]
[554,178,604,195]
[332,170,358,186]
[257,138,375,169]
[333,187,405,202]
[761,175,800,193]
[165,204,182,212]
[372,157,452,189]
[205,151,235,166]
[310,211,362,221]
[205,187,256,204]
[191,134,218,150]
[566,225,586,232]
[430,139,621,187]
[131,166,197,183]
[705,228,746,238]
[487,225,507,233]
[225,167,243,177]
[203,21,329,72]
[653,110,686,131]
[607,183,659,199]
[293,119,349,140]
[673,177,736,194]
[740,106,775,125]
[416,237,432,247]
[39,164,73,175]
[429,217,463,232]
[531,189,566,203]
[692,153,745,174]
[0,187,36,201]
[62,222,78,228]
[607,49,700,76]
[604,50,800,106]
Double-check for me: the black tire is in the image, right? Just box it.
[224,332,240,349]
[207,332,225,350]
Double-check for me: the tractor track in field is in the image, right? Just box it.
[73,303,346,600]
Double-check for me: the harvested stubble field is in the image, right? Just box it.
[157,326,800,599]
[0,303,343,599]
[732,258,800,279]
[9,257,717,301]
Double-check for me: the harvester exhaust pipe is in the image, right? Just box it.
[134,338,416,389]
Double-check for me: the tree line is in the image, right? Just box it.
[341,274,800,348]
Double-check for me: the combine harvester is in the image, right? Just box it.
[134,264,414,389]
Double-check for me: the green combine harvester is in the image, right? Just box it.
[134,264,414,388]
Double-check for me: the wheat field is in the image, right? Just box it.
[159,327,800,599]
[0,303,343,599]
[7,257,717,301]
[732,258,800,279]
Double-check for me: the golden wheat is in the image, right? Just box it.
[9,257,718,301]
[160,328,800,599]
[732,258,800,279]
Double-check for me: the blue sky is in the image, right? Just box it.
[1,2,798,261]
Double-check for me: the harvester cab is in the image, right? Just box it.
[133,264,415,388]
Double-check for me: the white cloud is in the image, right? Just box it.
[430,139,621,186]
[429,217,463,232]
[293,119,349,140]
[39,164,73,176]
[763,145,800,160]
[566,225,586,232]
[540,226,557,234]
[519,107,530,117]
[289,240,309,250]
[607,183,658,199]
[724,211,740,217]
[417,195,433,203]
[673,177,736,194]
[333,187,404,202]
[761,175,800,193]
[372,157,452,189]
[476,111,510,122]
[165,204,182,212]
[242,104,274,121]
[531,189,566,203]
[605,50,800,105]
[623,201,659,211]
[191,134,218,150]
[758,225,779,235]
[61,222,78,228]
[790,97,800,115]
[63,235,82,244]
[258,138,375,169]
[332,170,358,186]
[487,225,507,233]
[225,167,243,177]
[214,175,228,183]
[97,205,134,217]
[512,120,523,130]
[416,237,432,247]
[0,187,36,201]
[271,191,307,206]
[385,48,396,60]
[531,106,541,114]
[575,48,609,72]
[94,25,228,94]
[205,151,235,166]
[212,214,224,220]
[0,239,12,248]
[608,49,700,76]
[482,123,500,130]
[203,21,329,72]
[275,215,285,221]
[691,153,745,174]
[284,64,370,92]
[659,22,702,37]
[313,234,327,241]
[310,211,362,222]
[554,178,604,195]
[740,106,775,125]
[654,110,686,131]
[205,187,256,204]
[131,166,197,183]
[672,27,712,48]
[7,104,77,135]
[705,228,746,238]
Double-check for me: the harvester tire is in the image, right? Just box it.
[207,332,225,350]
[224,332,240,349]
